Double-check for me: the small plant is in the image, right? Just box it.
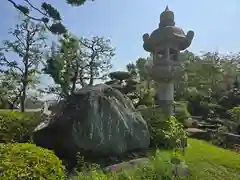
[163,116,187,151]
[74,152,101,176]
[174,101,191,124]
[141,107,187,150]
[211,125,229,148]
[227,106,240,133]
[230,106,240,124]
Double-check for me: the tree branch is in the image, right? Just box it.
[24,0,48,17]
[0,56,24,74]
[7,0,42,21]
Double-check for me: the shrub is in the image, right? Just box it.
[140,107,186,149]
[229,106,240,134]
[230,106,240,124]
[185,89,206,116]
[0,143,66,180]
[174,101,191,124]
[219,88,240,110]
[200,102,226,119]
[0,111,42,143]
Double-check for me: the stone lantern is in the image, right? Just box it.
[142,6,194,116]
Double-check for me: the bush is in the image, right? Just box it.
[0,111,42,143]
[185,89,206,116]
[219,88,240,110]
[230,106,240,123]
[229,106,240,134]
[140,107,186,149]
[0,143,66,180]
[174,101,191,124]
[200,102,227,119]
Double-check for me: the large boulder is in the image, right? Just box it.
[33,84,150,161]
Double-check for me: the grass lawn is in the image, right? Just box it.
[185,139,240,180]
[155,139,240,180]
[73,139,240,179]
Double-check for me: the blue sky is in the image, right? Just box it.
[0,0,239,90]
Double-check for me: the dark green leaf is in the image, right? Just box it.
[17,5,29,14]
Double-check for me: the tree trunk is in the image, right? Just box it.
[21,42,29,112]
[70,62,79,94]
[20,92,26,112]
[88,58,95,86]
[89,66,94,86]
[20,77,28,112]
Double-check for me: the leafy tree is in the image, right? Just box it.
[79,36,115,85]
[136,57,149,81]
[0,73,21,108]
[126,63,137,76]
[0,16,47,112]
[175,51,240,101]
[44,35,115,97]
[7,0,94,34]
[44,34,82,97]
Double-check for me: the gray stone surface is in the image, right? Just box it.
[142,6,194,116]
[33,84,150,159]
[186,128,211,141]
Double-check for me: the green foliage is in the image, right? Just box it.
[141,108,186,149]
[41,3,61,21]
[44,35,80,97]
[0,143,65,180]
[0,111,42,143]
[44,35,115,97]
[67,0,93,6]
[219,88,240,110]
[0,16,46,112]
[73,139,240,180]
[74,150,173,180]
[200,102,226,119]
[109,71,132,82]
[136,57,149,81]
[176,51,240,103]
[0,73,21,107]
[185,88,206,116]
[210,125,229,148]
[230,106,240,124]
[174,101,190,124]
[126,63,137,76]
[79,36,115,85]
[138,90,155,106]
[107,70,138,96]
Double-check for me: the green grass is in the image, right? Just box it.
[183,139,240,180]
[74,139,240,180]
[152,139,240,180]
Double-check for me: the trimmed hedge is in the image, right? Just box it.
[0,110,42,143]
[0,143,66,180]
